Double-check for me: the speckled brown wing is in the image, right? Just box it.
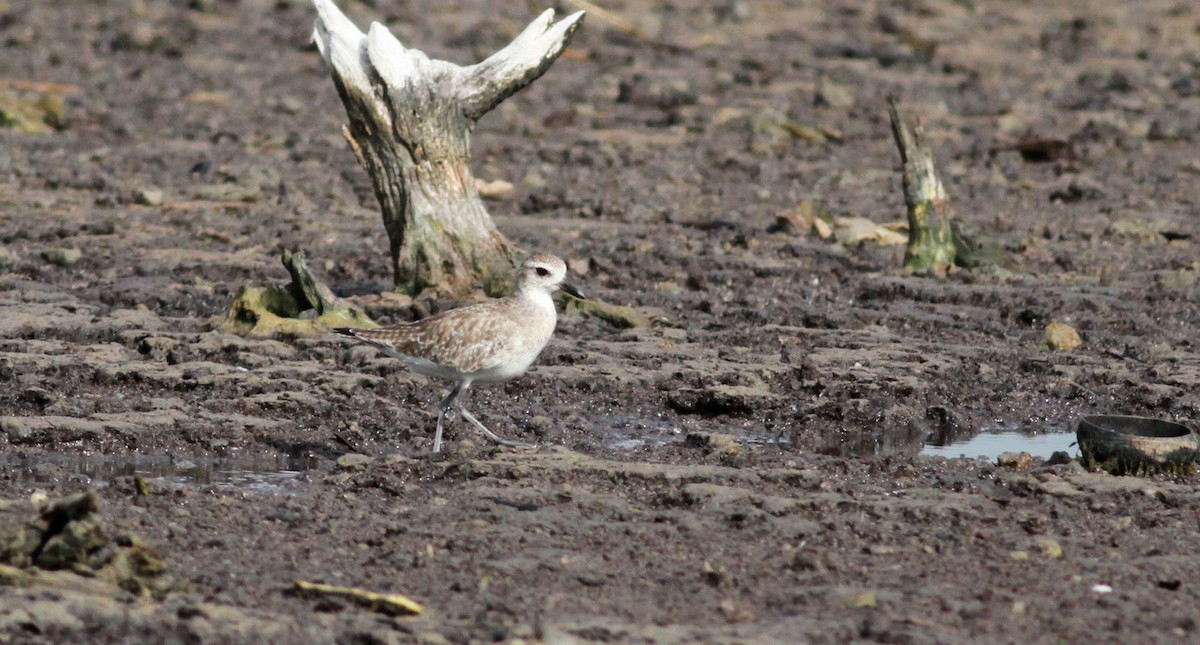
[399,304,526,372]
[336,301,523,373]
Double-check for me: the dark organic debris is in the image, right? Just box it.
[0,491,182,600]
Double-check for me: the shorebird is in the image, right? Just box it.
[334,253,585,452]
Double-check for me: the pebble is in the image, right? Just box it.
[684,432,742,459]
[1044,322,1082,351]
[997,451,1033,470]
[0,246,19,266]
[815,75,855,109]
[135,187,165,206]
[1034,537,1063,558]
[336,453,374,470]
[41,247,82,266]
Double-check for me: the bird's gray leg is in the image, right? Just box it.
[455,383,529,448]
[433,382,465,453]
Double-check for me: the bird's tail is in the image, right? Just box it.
[333,327,404,358]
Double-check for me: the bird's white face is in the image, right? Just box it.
[519,254,585,299]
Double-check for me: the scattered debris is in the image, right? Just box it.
[292,579,424,617]
[769,199,834,236]
[771,200,905,246]
[565,297,648,328]
[778,121,842,143]
[833,216,907,246]
[0,90,63,133]
[0,491,182,600]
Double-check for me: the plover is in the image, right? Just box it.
[334,253,585,452]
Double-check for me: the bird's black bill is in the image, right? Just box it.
[560,282,586,300]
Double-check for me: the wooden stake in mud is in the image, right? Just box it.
[887,98,956,275]
[312,0,585,295]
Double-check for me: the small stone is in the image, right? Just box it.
[37,93,67,130]
[1049,175,1106,202]
[270,95,304,115]
[768,199,830,236]
[475,178,513,198]
[336,453,374,470]
[135,187,165,206]
[1034,537,1063,558]
[845,590,876,608]
[526,415,555,439]
[112,18,165,51]
[0,91,54,133]
[815,75,855,109]
[684,432,742,459]
[41,247,82,266]
[1009,550,1031,561]
[714,0,753,23]
[997,451,1033,470]
[1047,451,1073,465]
[1044,322,1082,351]
[0,246,19,267]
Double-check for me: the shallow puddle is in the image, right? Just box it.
[922,429,1078,460]
[5,453,323,495]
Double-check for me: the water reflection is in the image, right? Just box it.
[4,453,321,494]
[922,430,1077,460]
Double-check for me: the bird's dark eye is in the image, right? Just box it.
[535,267,551,277]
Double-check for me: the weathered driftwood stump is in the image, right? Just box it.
[887,99,957,275]
[312,0,585,296]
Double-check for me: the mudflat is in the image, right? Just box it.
[2,1,1199,642]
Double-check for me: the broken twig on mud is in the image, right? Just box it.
[292,579,424,616]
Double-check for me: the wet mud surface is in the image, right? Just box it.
[2,0,1200,642]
